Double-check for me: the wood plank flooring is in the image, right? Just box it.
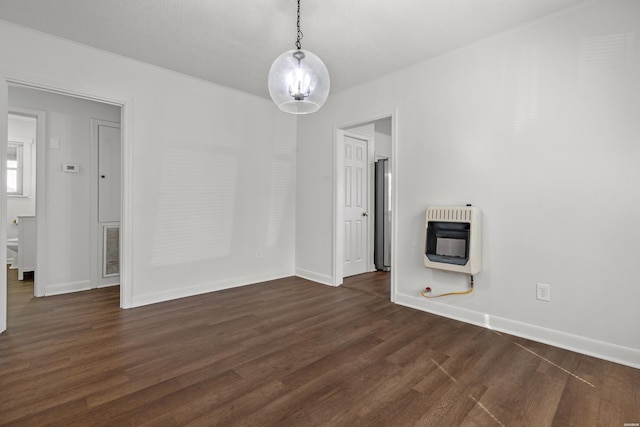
[341,271,389,299]
[1,268,639,426]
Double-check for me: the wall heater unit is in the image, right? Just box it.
[424,206,481,275]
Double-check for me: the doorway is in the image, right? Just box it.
[1,76,133,333]
[334,112,396,301]
[9,86,121,297]
[6,112,38,292]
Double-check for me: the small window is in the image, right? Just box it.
[7,142,23,195]
[7,137,32,197]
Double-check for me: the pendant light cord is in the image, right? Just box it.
[295,0,303,50]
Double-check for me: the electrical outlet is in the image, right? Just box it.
[536,283,551,302]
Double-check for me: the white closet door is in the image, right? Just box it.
[98,125,121,223]
[343,135,369,277]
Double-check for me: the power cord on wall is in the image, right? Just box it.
[421,275,474,298]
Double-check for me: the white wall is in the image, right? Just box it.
[375,118,392,159]
[0,20,296,307]
[9,87,120,291]
[6,114,36,243]
[296,0,640,367]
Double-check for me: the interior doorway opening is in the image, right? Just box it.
[334,112,396,301]
[1,76,132,333]
[8,85,121,298]
[6,112,38,291]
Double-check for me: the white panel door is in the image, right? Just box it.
[343,135,368,277]
[98,125,121,222]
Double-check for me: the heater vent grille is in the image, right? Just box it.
[103,225,120,277]
[427,207,473,222]
[425,206,481,275]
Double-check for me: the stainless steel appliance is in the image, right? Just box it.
[374,159,391,271]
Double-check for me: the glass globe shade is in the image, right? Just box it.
[268,49,330,114]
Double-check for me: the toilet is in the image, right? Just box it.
[7,238,19,270]
[7,237,19,253]
[10,216,36,279]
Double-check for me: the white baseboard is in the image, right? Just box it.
[295,268,335,286]
[394,292,640,370]
[131,269,294,308]
[97,282,119,289]
[45,280,92,296]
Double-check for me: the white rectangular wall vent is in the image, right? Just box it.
[103,225,120,277]
[426,206,474,222]
[424,206,482,275]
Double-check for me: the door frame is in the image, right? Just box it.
[7,106,46,296]
[1,72,134,332]
[332,109,398,301]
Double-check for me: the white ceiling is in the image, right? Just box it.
[0,0,589,99]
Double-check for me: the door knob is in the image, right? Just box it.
[362,212,369,217]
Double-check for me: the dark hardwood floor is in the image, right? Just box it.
[342,271,390,299]
[1,267,639,426]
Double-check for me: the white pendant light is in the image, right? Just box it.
[268,0,330,114]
